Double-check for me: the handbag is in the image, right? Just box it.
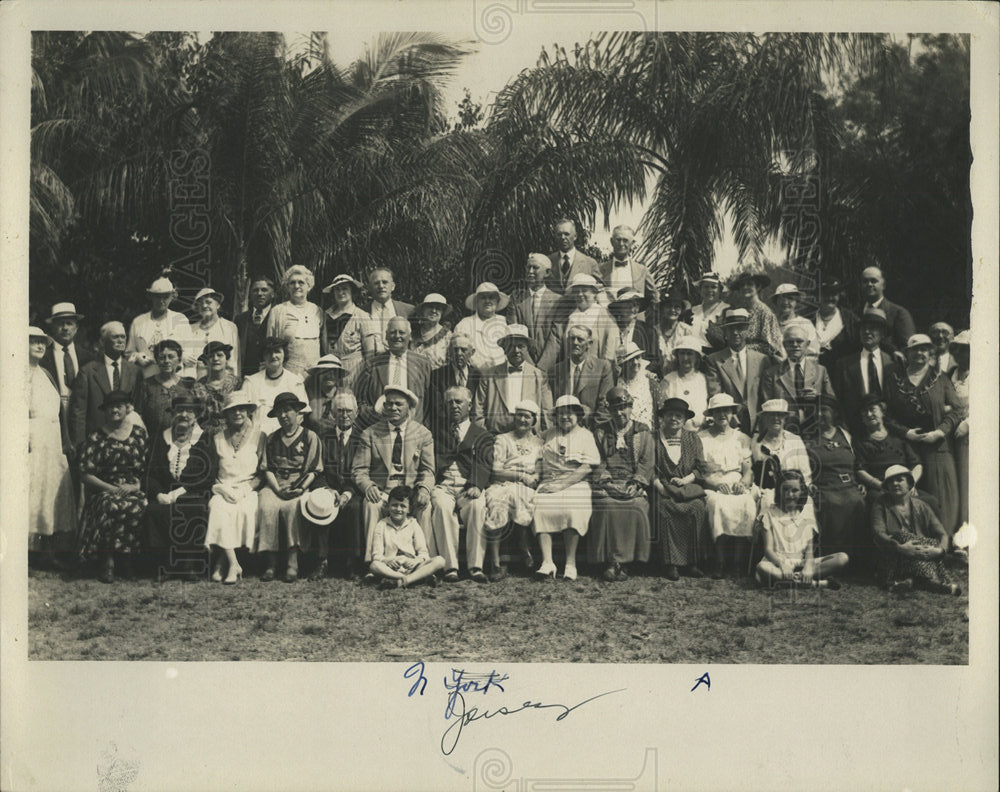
[663,482,705,501]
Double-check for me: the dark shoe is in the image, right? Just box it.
[362,572,377,586]
[615,565,628,582]
[308,560,328,581]
[117,556,135,581]
[684,565,705,579]
[489,565,508,583]
[443,569,460,583]
[261,568,275,582]
[470,568,488,584]
[521,550,535,572]
[825,576,842,591]
[427,573,439,588]
[603,564,618,583]
[665,564,680,581]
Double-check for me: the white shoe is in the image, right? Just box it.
[535,560,557,579]
[563,564,577,581]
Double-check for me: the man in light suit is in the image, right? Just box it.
[41,302,95,423]
[704,308,768,435]
[430,386,495,582]
[545,218,602,294]
[69,321,145,449]
[758,322,836,433]
[473,324,554,434]
[548,324,614,427]
[598,225,659,305]
[538,273,619,370]
[833,307,899,435]
[355,316,432,428]
[352,385,436,567]
[506,253,564,366]
[859,266,915,356]
[366,266,414,353]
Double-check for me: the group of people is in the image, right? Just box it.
[28,220,971,594]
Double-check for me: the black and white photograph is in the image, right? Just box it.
[2,1,997,790]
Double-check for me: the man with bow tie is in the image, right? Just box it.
[430,386,495,583]
[597,225,659,306]
[473,324,553,435]
[234,275,277,377]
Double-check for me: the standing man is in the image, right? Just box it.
[366,266,414,354]
[427,333,484,433]
[507,253,563,366]
[545,218,602,295]
[125,276,195,379]
[929,322,957,375]
[598,225,659,305]
[69,321,145,449]
[234,275,277,377]
[833,307,898,435]
[430,386,494,583]
[355,317,432,428]
[352,385,435,569]
[473,324,553,434]
[41,302,94,420]
[703,308,768,435]
[758,323,837,432]
[548,324,614,426]
[538,273,618,370]
[859,266,915,355]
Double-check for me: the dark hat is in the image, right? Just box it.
[605,386,633,407]
[169,393,201,412]
[267,391,307,417]
[729,271,771,291]
[817,393,841,413]
[860,307,888,327]
[609,287,648,311]
[199,341,233,362]
[820,277,845,295]
[260,336,289,353]
[99,390,132,410]
[661,293,692,312]
[657,397,695,420]
[858,393,884,412]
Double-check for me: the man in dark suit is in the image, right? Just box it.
[366,266,414,354]
[355,316,432,427]
[758,322,836,433]
[860,266,915,356]
[473,324,554,434]
[69,321,144,449]
[430,385,494,582]
[607,287,658,363]
[233,275,276,377]
[548,324,614,426]
[597,224,659,305]
[506,253,564,366]
[427,333,484,433]
[352,385,436,565]
[41,302,95,422]
[545,218,602,294]
[834,307,898,435]
[303,391,365,580]
[704,308,769,435]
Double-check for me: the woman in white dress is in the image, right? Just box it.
[532,395,600,581]
[189,390,264,584]
[698,393,757,578]
[659,336,708,430]
[266,265,327,375]
[28,326,76,563]
[750,398,812,510]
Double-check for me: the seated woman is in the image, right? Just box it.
[185,390,264,585]
[410,293,454,370]
[651,397,709,581]
[483,399,543,579]
[139,339,195,437]
[870,465,960,595]
[255,391,323,582]
[659,336,709,430]
[370,485,446,589]
[751,398,811,510]
[192,340,241,434]
[78,390,149,583]
[755,470,847,589]
[532,395,601,581]
[143,393,207,580]
[243,336,310,436]
[588,387,654,582]
[697,393,757,578]
[805,395,867,560]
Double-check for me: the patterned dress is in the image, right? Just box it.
[266,301,325,375]
[139,377,196,438]
[324,304,372,382]
[411,326,452,371]
[745,301,783,358]
[78,425,149,555]
[255,427,323,552]
[484,431,543,530]
[652,430,709,566]
[870,494,951,587]
[533,425,600,535]
[588,420,653,564]
[192,372,240,435]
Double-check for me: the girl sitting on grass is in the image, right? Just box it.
[755,470,847,590]
[370,486,445,589]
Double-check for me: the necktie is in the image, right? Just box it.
[508,365,522,373]
[322,400,334,419]
[456,367,466,388]
[562,254,571,281]
[452,424,462,446]
[734,353,745,395]
[390,357,402,385]
[572,364,582,394]
[392,428,402,467]
[867,352,881,397]
[253,309,262,327]
[112,359,121,391]
[794,362,805,396]
[63,345,75,384]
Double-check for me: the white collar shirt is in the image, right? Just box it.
[505,363,524,408]
[860,347,883,394]
[814,308,844,349]
[52,338,79,397]
[387,351,408,388]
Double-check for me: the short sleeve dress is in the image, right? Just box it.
[255,426,323,552]
[698,427,757,539]
[532,425,600,535]
[484,431,543,530]
[266,301,325,375]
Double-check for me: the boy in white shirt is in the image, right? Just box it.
[369,486,445,589]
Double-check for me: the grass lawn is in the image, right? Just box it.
[28,562,968,663]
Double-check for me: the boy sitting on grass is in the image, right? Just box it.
[755,470,848,590]
[370,485,445,589]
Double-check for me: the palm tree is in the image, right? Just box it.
[478,32,895,294]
